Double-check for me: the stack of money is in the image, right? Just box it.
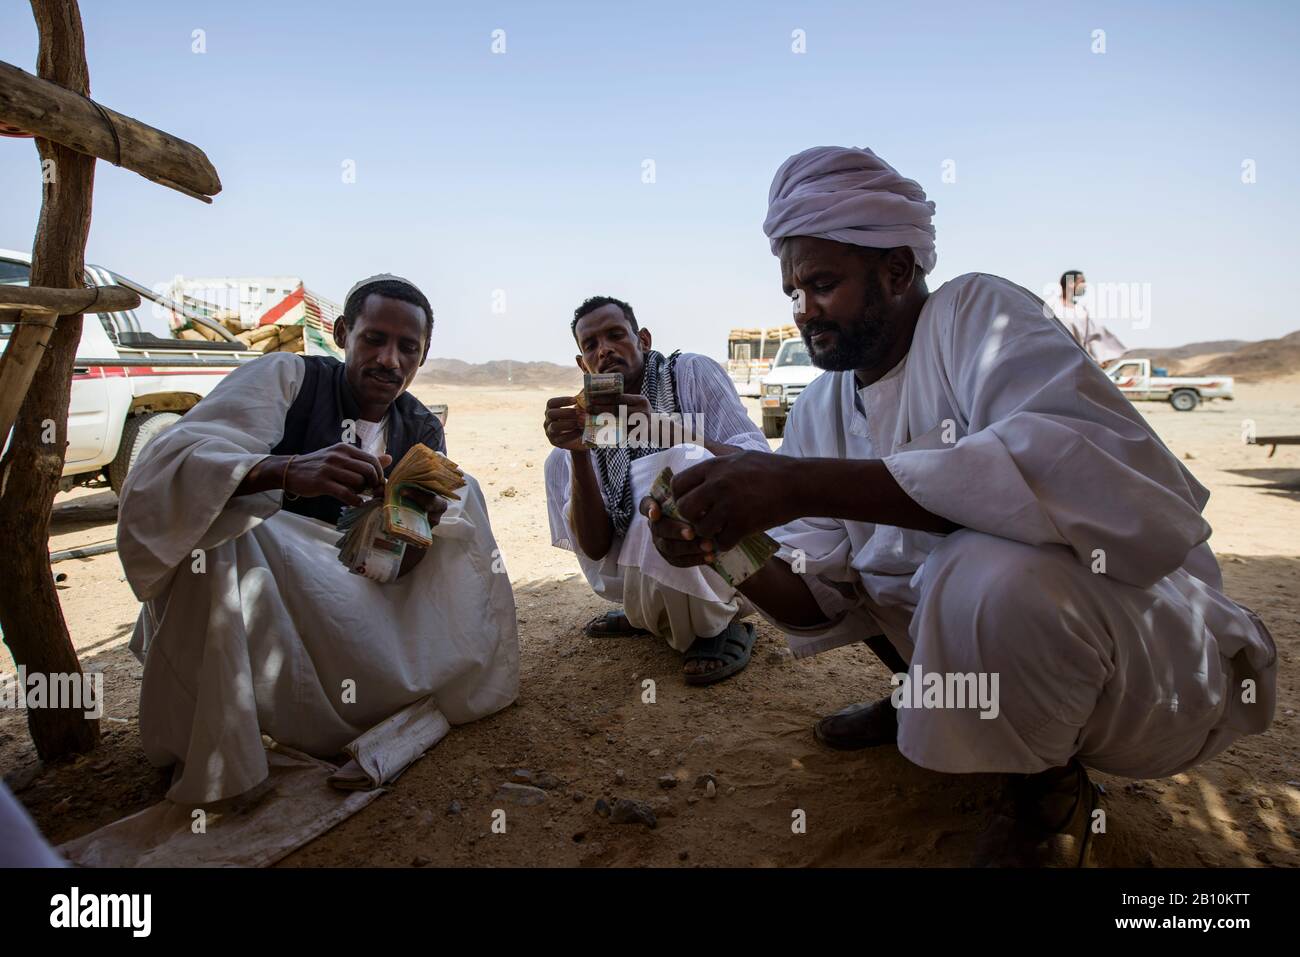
[336,506,408,584]
[335,444,467,583]
[649,467,779,588]
[575,372,623,447]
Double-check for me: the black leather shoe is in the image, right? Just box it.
[813,696,899,750]
[971,759,1100,867]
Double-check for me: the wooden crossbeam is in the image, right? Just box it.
[0,283,139,314]
[1251,435,1300,458]
[0,286,143,439]
[0,58,221,202]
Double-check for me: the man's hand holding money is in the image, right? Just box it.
[583,390,651,425]
[284,444,391,505]
[543,396,589,452]
[640,451,799,558]
[398,487,449,528]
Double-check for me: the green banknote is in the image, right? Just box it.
[648,467,778,588]
[581,372,624,447]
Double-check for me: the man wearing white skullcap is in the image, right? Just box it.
[643,146,1276,866]
[117,274,519,804]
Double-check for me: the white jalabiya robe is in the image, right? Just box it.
[0,782,63,867]
[545,353,770,651]
[1051,299,1126,365]
[118,354,519,804]
[766,273,1276,778]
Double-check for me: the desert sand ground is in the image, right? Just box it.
[3,379,1298,867]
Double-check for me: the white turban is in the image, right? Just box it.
[763,146,937,273]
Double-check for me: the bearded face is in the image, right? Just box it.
[799,270,898,371]
[780,238,907,374]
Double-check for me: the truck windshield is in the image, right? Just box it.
[0,259,32,340]
[775,340,811,367]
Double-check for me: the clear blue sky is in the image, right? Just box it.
[3,1,1297,363]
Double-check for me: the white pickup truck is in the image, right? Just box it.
[759,337,825,438]
[1106,357,1234,412]
[1,248,257,492]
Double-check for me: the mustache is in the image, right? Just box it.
[801,320,839,343]
[804,316,887,342]
[364,368,402,384]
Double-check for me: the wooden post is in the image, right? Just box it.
[0,287,139,443]
[0,0,100,759]
[0,307,58,448]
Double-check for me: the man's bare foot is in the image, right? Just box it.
[683,657,723,677]
[681,622,756,686]
[584,610,651,638]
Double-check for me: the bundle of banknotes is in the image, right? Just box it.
[335,444,467,583]
[649,466,778,588]
[574,372,623,447]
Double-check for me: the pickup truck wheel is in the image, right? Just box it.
[1169,389,1200,412]
[762,416,785,439]
[108,412,182,493]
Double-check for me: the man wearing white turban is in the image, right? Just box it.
[642,146,1277,866]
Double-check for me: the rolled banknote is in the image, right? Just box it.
[579,372,624,448]
[354,532,406,584]
[648,467,778,588]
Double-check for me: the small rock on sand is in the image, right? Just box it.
[494,783,547,806]
[652,797,677,818]
[611,798,657,828]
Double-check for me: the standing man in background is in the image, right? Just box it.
[1051,269,1126,366]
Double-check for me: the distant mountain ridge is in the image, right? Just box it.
[1127,339,1250,360]
[1189,330,1300,380]
[417,357,581,388]
[416,329,1300,387]
[1123,330,1299,381]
